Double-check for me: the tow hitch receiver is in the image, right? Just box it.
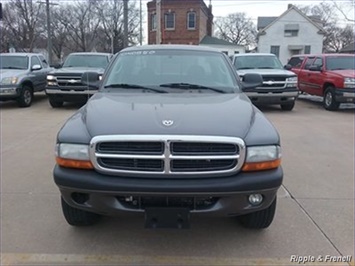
[145,208,190,229]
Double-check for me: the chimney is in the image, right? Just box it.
[288,3,293,9]
[207,1,213,36]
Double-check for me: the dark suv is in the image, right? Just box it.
[45,52,112,108]
[54,45,283,229]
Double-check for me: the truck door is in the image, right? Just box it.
[30,56,47,91]
[298,56,315,93]
[307,57,324,96]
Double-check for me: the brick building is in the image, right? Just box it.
[147,0,213,45]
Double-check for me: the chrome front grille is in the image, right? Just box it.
[55,75,83,87]
[90,135,246,177]
[261,75,286,88]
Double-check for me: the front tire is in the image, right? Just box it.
[238,197,277,229]
[17,85,33,107]
[281,101,295,111]
[323,87,340,111]
[61,197,101,226]
[49,96,63,108]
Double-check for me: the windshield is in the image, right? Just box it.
[104,49,238,93]
[0,55,28,70]
[63,54,109,68]
[233,55,284,70]
[326,56,355,70]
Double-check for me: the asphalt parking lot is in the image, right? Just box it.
[1,93,354,266]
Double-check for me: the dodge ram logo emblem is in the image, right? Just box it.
[162,120,174,127]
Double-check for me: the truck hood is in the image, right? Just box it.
[237,69,295,76]
[82,92,255,138]
[0,69,27,78]
[51,67,105,74]
[331,69,355,77]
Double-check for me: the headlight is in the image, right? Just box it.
[286,77,298,82]
[344,77,355,88]
[55,143,93,169]
[1,77,18,85]
[242,145,281,172]
[47,75,56,80]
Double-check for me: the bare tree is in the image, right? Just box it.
[50,6,71,61]
[332,0,355,22]
[214,13,257,47]
[1,0,44,52]
[296,3,353,52]
[95,0,140,53]
[55,0,101,52]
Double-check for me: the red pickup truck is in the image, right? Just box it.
[287,54,355,111]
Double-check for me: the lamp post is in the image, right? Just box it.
[38,0,58,65]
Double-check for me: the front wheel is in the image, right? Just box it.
[61,197,101,226]
[238,197,277,229]
[281,101,295,111]
[49,96,63,108]
[17,85,33,107]
[323,87,340,111]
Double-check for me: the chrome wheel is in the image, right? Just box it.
[23,90,32,105]
[325,91,332,107]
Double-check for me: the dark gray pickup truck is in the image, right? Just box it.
[0,53,52,107]
[46,52,112,108]
[54,45,283,229]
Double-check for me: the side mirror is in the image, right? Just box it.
[81,72,100,89]
[309,65,322,71]
[31,64,42,71]
[284,64,292,70]
[241,73,263,90]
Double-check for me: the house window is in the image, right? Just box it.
[187,12,196,29]
[284,24,299,37]
[234,51,239,54]
[270,46,280,57]
[165,13,175,30]
[151,14,157,31]
[304,45,311,54]
[284,30,298,37]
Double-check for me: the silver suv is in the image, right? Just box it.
[0,53,52,107]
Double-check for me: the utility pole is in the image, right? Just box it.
[123,0,128,48]
[139,0,142,45]
[46,0,53,65]
[156,0,161,44]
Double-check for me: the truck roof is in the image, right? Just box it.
[0,53,43,56]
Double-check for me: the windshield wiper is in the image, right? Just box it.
[237,67,253,70]
[159,83,226,93]
[104,83,167,93]
[257,67,276,69]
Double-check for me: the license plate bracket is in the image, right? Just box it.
[145,208,190,229]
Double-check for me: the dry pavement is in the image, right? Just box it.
[0,93,354,265]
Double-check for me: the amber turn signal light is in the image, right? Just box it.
[242,159,281,172]
[56,157,94,169]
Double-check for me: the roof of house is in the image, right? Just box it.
[258,5,325,34]
[340,42,355,53]
[199,36,241,46]
[257,17,278,30]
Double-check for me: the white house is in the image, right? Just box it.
[199,36,246,56]
[257,5,325,65]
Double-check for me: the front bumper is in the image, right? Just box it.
[46,86,97,102]
[334,88,355,103]
[244,87,299,105]
[54,165,283,217]
[0,86,20,100]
